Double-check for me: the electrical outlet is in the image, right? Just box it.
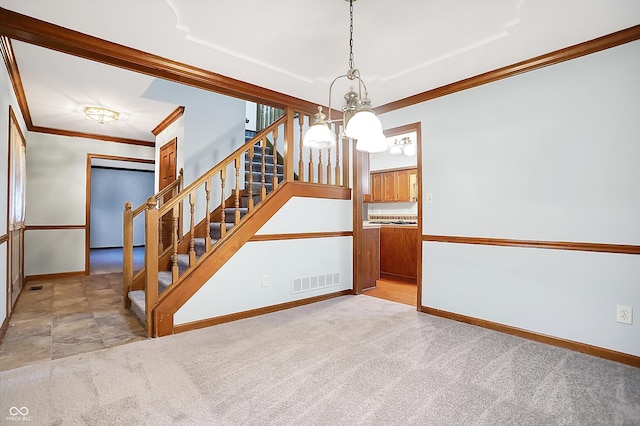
[261,275,269,288]
[616,305,632,324]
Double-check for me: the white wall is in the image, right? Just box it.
[25,133,154,276]
[380,40,640,356]
[90,167,154,248]
[175,198,353,325]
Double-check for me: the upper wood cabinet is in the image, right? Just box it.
[370,167,417,202]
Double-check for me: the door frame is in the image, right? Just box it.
[381,122,423,308]
[7,105,26,315]
[158,138,177,193]
[85,154,155,274]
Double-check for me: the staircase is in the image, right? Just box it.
[127,142,284,326]
[122,107,351,337]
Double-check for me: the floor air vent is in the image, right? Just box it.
[29,285,43,291]
[292,273,340,294]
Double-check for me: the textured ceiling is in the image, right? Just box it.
[1,0,639,142]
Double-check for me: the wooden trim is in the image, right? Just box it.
[422,235,640,255]
[0,7,321,114]
[25,270,86,282]
[369,165,416,174]
[249,231,352,242]
[0,313,9,342]
[91,165,154,173]
[88,154,154,164]
[25,224,84,230]
[0,233,7,244]
[8,105,25,147]
[376,25,640,114]
[152,106,185,136]
[1,37,31,127]
[174,290,352,334]
[380,272,417,284]
[420,306,640,368]
[29,126,154,147]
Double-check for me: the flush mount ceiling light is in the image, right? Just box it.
[390,137,416,156]
[302,0,386,153]
[84,106,119,124]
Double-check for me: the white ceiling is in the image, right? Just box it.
[1,0,639,142]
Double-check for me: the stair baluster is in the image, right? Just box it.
[188,192,196,265]
[298,113,305,181]
[308,147,314,184]
[335,128,342,187]
[248,145,255,211]
[327,148,333,186]
[260,138,267,200]
[234,157,241,225]
[123,201,133,308]
[272,127,279,191]
[318,149,324,184]
[205,178,212,251]
[171,205,180,284]
[220,168,227,239]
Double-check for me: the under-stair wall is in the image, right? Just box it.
[174,197,353,328]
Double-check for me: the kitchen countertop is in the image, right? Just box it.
[363,221,418,228]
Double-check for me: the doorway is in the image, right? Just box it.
[363,122,422,308]
[86,155,155,275]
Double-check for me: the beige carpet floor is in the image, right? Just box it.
[0,295,638,425]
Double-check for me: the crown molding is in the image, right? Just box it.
[29,125,154,147]
[376,25,640,114]
[152,106,185,136]
[0,7,320,115]
[1,36,32,126]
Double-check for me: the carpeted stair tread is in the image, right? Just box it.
[128,290,146,324]
[158,271,173,291]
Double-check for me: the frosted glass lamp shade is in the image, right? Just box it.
[356,131,388,153]
[403,143,416,156]
[389,145,402,155]
[344,110,382,140]
[303,124,336,148]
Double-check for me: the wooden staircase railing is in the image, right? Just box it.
[124,106,351,336]
[123,168,183,308]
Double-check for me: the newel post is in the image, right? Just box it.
[123,201,133,308]
[144,196,159,337]
[284,106,295,182]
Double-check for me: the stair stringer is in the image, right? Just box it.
[152,182,351,336]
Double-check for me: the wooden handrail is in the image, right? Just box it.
[158,116,288,216]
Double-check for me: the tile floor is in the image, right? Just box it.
[0,272,146,372]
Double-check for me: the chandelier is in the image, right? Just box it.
[302,0,386,153]
[84,106,119,124]
[389,137,416,156]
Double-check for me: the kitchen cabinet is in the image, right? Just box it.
[369,168,417,202]
[379,225,418,282]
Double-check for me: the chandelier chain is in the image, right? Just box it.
[348,0,355,71]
